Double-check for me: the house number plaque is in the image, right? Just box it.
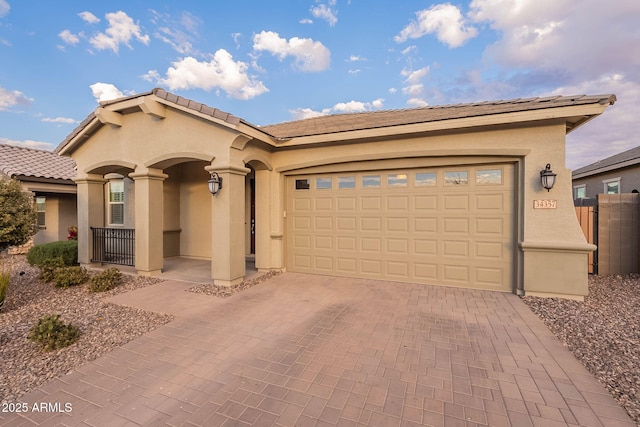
[533,199,557,209]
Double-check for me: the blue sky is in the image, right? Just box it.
[0,0,638,169]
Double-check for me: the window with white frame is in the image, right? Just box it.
[108,180,125,225]
[35,196,46,228]
[573,185,586,199]
[603,178,621,195]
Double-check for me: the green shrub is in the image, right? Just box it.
[53,266,89,288]
[0,271,9,310]
[38,257,66,283]
[27,240,78,267]
[89,268,122,293]
[28,314,79,351]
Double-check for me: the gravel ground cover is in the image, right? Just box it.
[187,269,281,297]
[0,256,174,401]
[523,274,640,425]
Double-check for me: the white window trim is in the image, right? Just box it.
[108,180,125,226]
[35,196,46,228]
[573,184,586,199]
[602,177,621,194]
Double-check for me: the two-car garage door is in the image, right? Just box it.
[286,163,515,291]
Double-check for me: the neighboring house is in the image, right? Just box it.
[55,88,615,299]
[0,144,77,245]
[572,145,640,202]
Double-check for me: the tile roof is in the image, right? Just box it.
[572,145,640,177]
[0,143,76,181]
[260,94,617,138]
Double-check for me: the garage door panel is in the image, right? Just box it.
[314,235,333,250]
[337,197,357,211]
[314,216,333,230]
[386,238,410,254]
[443,264,469,282]
[443,240,469,257]
[444,194,469,210]
[337,236,357,251]
[361,237,382,252]
[315,256,333,271]
[387,217,409,232]
[315,198,333,210]
[415,217,438,233]
[337,258,357,273]
[444,218,469,233]
[287,164,514,291]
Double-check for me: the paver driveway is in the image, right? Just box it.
[1,273,634,426]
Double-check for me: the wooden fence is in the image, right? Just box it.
[575,193,640,275]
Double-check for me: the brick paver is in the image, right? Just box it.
[1,273,635,426]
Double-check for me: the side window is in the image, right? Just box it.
[109,180,125,225]
[35,196,46,228]
[573,185,586,199]
[603,178,620,194]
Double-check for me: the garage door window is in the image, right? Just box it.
[445,171,468,185]
[295,179,310,190]
[388,173,407,187]
[338,176,356,189]
[416,172,437,186]
[362,175,380,188]
[316,177,332,189]
[476,169,502,185]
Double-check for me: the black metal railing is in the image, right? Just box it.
[91,227,135,266]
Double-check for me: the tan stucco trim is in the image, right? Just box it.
[95,107,123,127]
[205,165,251,176]
[519,241,597,253]
[525,291,584,301]
[84,160,137,175]
[276,149,531,173]
[145,152,214,169]
[138,97,166,119]
[243,153,274,171]
[231,134,252,150]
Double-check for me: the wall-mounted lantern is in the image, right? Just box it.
[540,163,557,192]
[208,172,223,195]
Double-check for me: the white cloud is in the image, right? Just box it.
[395,3,478,48]
[407,98,429,107]
[289,97,384,120]
[310,1,338,26]
[90,82,124,103]
[41,117,78,124]
[348,69,361,75]
[0,0,9,18]
[78,11,100,24]
[346,54,365,62]
[253,30,330,72]
[299,18,313,25]
[469,0,640,83]
[58,29,80,45]
[0,138,54,151]
[150,10,200,55]
[0,86,32,111]
[89,11,150,53]
[401,66,430,85]
[147,50,268,100]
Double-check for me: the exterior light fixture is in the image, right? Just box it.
[540,163,557,192]
[208,172,223,195]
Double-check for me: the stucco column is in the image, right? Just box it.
[129,167,168,276]
[73,174,106,268]
[207,165,250,286]
[254,168,271,270]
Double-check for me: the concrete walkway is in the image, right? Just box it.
[1,273,634,426]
